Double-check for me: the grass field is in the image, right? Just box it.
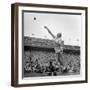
[24,72,80,77]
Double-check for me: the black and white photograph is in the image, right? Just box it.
[11,3,87,87]
[24,11,81,77]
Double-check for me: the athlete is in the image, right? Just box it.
[44,26,64,68]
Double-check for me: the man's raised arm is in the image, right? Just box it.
[44,26,55,39]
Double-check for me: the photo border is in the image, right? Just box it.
[11,3,88,87]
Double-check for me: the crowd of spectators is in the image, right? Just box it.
[24,50,80,76]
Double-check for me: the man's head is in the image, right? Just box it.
[56,33,62,38]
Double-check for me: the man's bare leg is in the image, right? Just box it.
[56,52,65,73]
[57,53,63,65]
